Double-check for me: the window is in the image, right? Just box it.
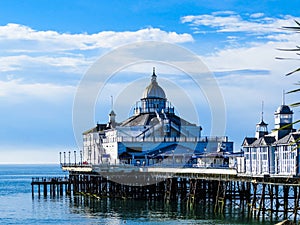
[262,154,267,160]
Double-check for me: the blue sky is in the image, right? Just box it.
[0,0,300,163]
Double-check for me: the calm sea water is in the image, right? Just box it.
[0,164,278,225]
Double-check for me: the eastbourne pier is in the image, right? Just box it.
[32,70,300,223]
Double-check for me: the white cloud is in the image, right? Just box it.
[0,23,193,52]
[198,37,300,145]
[0,24,194,81]
[250,13,265,19]
[0,54,92,74]
[212,11,236,16]
[0,79,75,102]
[181,12,299,34]
[203,40,299,75]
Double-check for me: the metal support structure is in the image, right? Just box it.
[30,168,300,223]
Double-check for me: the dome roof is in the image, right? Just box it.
[275,105,293,114]
[142,69,166,99]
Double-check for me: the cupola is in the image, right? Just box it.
[140,68,167,114]
[255,102,268,138]
[142,68,166,100]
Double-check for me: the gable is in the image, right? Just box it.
[242,137,256,146]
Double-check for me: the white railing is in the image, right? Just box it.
[101,136,228,143]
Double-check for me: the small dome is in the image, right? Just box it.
[275,105,293,114]
[257,120,268,126]
[142,69,166,99]
[109,110,116,116]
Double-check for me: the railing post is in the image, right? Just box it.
[68,151,71,165]
[74,151,76,165]
[63,152,66,165]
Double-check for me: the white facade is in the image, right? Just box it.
[82,70,233,166]
[242,103,300,176]
[274,136,298,176]
[244,144,273,175]
[83,129,120,165]
[83,132,101,164]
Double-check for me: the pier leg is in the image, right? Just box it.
[283,185,289,220]
[250,182,257,219]
[239,181,246,213]
[60,184,63,195]
[294,186,299,223]
[257,183,266,220]
[246,182,251,218]
[269,184,274,222]
[43,183,47,197]
[187,179,197,210]
[164,178,172,204]
[275,185,279,220]
[32,184,34,198]
[214,181,221,214]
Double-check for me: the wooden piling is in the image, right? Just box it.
[31,169,300,222]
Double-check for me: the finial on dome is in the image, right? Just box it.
[282,90,285,105]
[151,67,157,82]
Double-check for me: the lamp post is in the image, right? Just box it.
[59,152,62,165]
[80,150,82,165]
[74,150,76,165]
[68,151,71,165]
[63,152,66,165]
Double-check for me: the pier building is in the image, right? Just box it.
[82,68,233,168]
[242,102,300,176]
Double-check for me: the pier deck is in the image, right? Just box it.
[31,177,69,197]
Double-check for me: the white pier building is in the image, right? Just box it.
[82,69,234,167]
[243,102,300,176]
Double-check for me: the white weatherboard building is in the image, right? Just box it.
[242,102,300,176]
[83,69,234,167]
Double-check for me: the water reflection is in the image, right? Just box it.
[69,195,274,224]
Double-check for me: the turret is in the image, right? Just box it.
[108,110,116,128]
[255,101,268,138]
[255,120,268,139]
[273,104,294,140]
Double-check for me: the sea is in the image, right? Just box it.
[0,164,279,225]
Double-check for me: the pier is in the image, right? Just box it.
[31,164,300,223]
[30,71,300,224]
[31,176,69,197]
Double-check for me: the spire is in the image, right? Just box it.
[108,95,116,127]
[261,100,264,121]
[282,90,285,105]
[151,67,157,82]
[111,95,114,110]
[256,101,268,138]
